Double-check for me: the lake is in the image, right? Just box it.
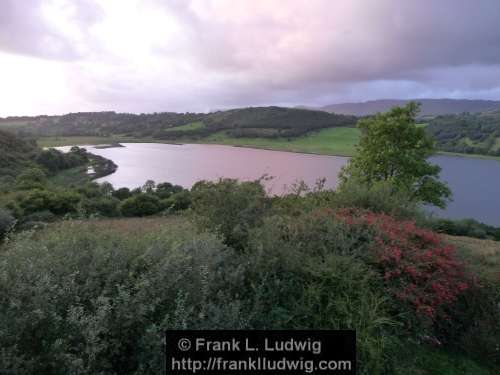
[62,143,500,226]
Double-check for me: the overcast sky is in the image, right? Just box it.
[1,0,500,116]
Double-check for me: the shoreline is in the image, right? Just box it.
[40,136,500,161]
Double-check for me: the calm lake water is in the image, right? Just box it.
[63,143,500,226]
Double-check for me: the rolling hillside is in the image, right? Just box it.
[0,107,357,141]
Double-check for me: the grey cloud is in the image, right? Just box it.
[0,0,102,60]
[2,0,500,115]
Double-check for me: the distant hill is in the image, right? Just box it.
[307,99,500,117]
[0,107,357,140]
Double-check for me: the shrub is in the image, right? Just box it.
[15,168,47,190]
[120,194,162,216]
[0,221,246,374]
[17,189,54,215]
[112,187,132,200]
[245,214,398,374]
[0,208,15,239]
[336,208,470,332]
[162,190,191,212]
[17,189,81,216]
[79,197,120,217]
[333,179,420,219]
[48,191,82,215]
[191,179,268,249]
[155,182,183,199]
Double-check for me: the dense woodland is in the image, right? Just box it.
[426,111,500,156]
[0,106,357,140]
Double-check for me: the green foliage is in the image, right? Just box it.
[191,178,268,249]
[17,189,81,216]
[35,147,88,173]
[340,102,452,208]
[79,196,120,217]
[120,194,162,217]
[1,107,356,141]
[0,208,15,240]
[245,213,398,374]
[333,179,420,219]
[15,168,48,190]
[429,217,500,241]
[0,129,38,177]
[162,190,192,212]
[155,182,183,199]
[427,111,500,156]
[112,187,132,200]
[0,220,246,374]
[0,180,498,374]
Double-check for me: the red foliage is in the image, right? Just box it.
[336,208,469,324]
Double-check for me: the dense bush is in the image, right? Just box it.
[155,182,183,199]
[0,222,246,374]
[17,189,81,216]
[112,187,132,200]
[15,168,48,190]
[336,208,469,332]
[0,208,15,240]
[79,196,120,217]
[191,179,268,249]
[333,179,420,219]
[35,147,88,173]
[120,194,162,216]
[162,190,192,212]
[245,214,398,374]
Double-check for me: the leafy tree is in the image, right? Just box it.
[141,180,156,193]
[155,182,183,199]
[162,190,192,211]
[120,194,161,216]
[340,102,451,208]
[112,187,132,200]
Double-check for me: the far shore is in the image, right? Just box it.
[38,135,500,161]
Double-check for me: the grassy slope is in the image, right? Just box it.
[199,127,361,156]
[444,234,500,286]
[164,121,205,132]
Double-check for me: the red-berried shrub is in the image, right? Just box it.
[336,208,469,329]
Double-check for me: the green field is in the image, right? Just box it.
[199,127,361,156]
[37,126,500,160]
[165,121,205,131]
[38,127,361,156]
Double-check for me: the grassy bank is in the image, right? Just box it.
[38,127,500,160]
[37,127,361,156]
